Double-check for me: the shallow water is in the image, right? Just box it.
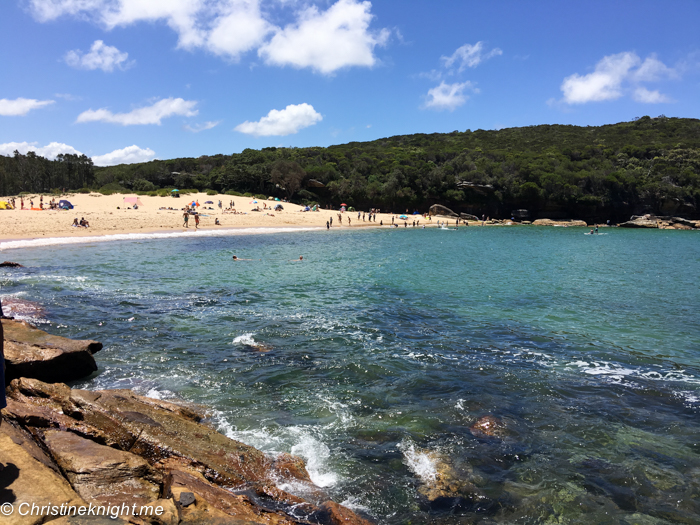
[2,226,699,523]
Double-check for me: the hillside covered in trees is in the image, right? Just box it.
[3,116,700,221]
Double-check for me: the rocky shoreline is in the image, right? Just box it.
[1,319,371,525]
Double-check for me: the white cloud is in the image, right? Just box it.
[0,141,82,159]
[184,120,221,132]
[424,81,477,111]
[441,42,502,73]
[0,97,55,116]
[632,87,672,104]
[91,145,156,166]
[234,103,322,136]
[65,40,131,71]
[632,55,678,82]
[560,52,676,105]
[206,0,274,59]
[258,0,390,74]
[28,0,390,73]
[76,97,198,125]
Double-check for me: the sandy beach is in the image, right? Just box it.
[0,192,432,243]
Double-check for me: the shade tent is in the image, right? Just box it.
[58,200,73,209]
[123,197,143,206]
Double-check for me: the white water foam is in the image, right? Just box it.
[232,333,256,346]
[290,433,338,487]
[0,227,321,251]
[397,439,437,484]
[567,360,700,385]
[210,410,341,489]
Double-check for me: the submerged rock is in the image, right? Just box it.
[0,261,24,267]
[2,319,102,383]
[470,415,509,439]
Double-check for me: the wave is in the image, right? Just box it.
[0,227,322,251]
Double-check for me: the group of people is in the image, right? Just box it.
[182,208,200,229]
[71,217,90,228]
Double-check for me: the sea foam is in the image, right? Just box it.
[0,227,321,251]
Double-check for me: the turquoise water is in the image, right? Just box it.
[2,226,699,523]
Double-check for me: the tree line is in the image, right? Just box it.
[3,116,700,221]
[0,151,94,196]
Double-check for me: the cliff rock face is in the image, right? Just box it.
[2,319,102,383]
[1,378,372,524]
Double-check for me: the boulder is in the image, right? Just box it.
[306,179,326,188]
[43,430,163,507]
[532,219,588,227]
[0,432,86,525]
[459,213,479,221]
[2,319,102,382]
[0,261,23,267]
[429,204,458,217]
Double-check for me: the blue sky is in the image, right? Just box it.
[1,0,699,165]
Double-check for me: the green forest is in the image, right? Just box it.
[2,116,700,221]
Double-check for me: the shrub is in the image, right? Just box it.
[132,179,156,192]
[77,187,91,194]
[225,190,244,196]
[206,189,218,196]
[98,183,129,195]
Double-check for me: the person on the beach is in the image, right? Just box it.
[326,221,330,229]
[72,218,79,227]
[40,195,43,209]
[348,217,351,226]
[329,216,333,227]
[80,217,90,227]
[183,211,189,228]
[194,214,200,229]
[215,218,221,225]
[20,197,24,209]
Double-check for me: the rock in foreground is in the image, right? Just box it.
[2,319,102,383]
[1,377,371,524]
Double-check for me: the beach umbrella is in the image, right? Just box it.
[399,215,408,220]
[171,189,179,192]
[340,203,347,207]
[274,198,280,201]
[204,200,214,204]
[250,200,258,204]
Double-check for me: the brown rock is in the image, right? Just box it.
[0,261,23,267]
[2,319,102,382]
[429,204,458,217]
[165,468,295,524]
[316,500,374,525]
[0,433,86,525]
[532,219,588,227]
[43,430,162,507]
[470,415,508,439]
[5,379,374,525]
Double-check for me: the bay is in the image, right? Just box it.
[2,226,699,523]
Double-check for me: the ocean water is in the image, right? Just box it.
[2,226,699,523]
